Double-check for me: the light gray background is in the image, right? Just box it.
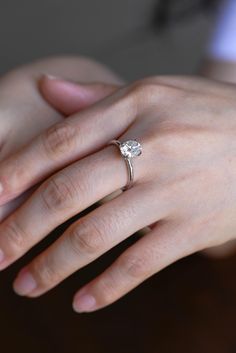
[0,0,214,80]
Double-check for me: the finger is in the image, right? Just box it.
[40,75,119,115]
[0,186,36,223]
[0,83,141,206]
[72,221,198,313]
[12,181,167,297]
[0,142,145,270]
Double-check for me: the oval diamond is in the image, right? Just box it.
[120,140,142,158]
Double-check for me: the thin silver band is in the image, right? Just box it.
[108,140,134,191]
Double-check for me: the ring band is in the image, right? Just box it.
[108,139,142,191]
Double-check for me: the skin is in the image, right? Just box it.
[0,56,121,222]
[46,62,236,259]
[200,58,236,257]
[0,58,62,222]
[0,74,236,313]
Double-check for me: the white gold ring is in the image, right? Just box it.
[108,139,142,191]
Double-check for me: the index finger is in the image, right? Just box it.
[0,84,138,206]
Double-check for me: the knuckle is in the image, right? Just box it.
[128,81,159,104]
[151,76,187,99]
[69,219,104,256]
[0,161,32,196]
[41,173,76,212]
[41,121,76,159]
[120,253,151,279]
[4,219,26,252]
[127,80,175,113]
[128,79,184,106]
[31,257,59,288]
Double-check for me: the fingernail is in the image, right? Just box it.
[0,248,5,263]
[44,74,60,80]
[73,292,96,313]
[13,269,37,296]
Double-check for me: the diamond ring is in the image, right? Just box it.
[108,139,142,191]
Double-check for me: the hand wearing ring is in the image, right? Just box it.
[0,75,236,313]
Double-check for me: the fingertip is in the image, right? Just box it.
[72,290,97,313]
[13,268,37,296]
[39,75,97,115]
[39,75,119,116]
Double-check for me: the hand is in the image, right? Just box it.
[0,56,122,221]
[0,60,63,221]
[1,75,236,313]
[44,76,236,257]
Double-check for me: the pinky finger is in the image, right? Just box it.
[72,220,198,313]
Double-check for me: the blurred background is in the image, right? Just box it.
[1,1,236,353]
[0,0,212,79]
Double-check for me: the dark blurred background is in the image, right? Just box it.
[0,0,213,79]
[1,1,236,353]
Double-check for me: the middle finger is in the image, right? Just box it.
[0,144,143,270]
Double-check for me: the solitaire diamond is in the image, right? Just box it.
[120,140,142,158]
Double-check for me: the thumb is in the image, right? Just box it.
[39,75,119,116]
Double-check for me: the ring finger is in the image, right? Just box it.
[12,179,170,297]
[0,143,143,270]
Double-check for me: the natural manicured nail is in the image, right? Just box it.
[43,74,61,80]
[13,269,37,296]
[73,292,96,313]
